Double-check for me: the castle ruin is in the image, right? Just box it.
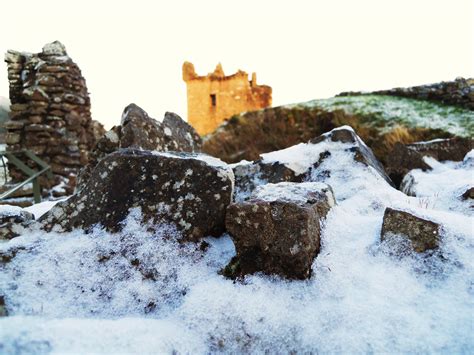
[183,62,272,135]
[3,41,104,195]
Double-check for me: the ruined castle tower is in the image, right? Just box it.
[183,62,272,135]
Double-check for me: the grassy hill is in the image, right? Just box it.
[203,95,473,164]
[299,95,473,137]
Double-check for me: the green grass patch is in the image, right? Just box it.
[295,95,473,137]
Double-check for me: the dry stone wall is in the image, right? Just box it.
[3,41,104,192]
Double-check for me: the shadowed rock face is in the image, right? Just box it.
[385,137,473,187]
[77,104,202,190]
[407,137,473,162]
[41,149,233,242]
[381,208,441,253]
[224,182,336,280]
[461,187,474,200]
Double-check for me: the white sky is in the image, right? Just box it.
[1,0,473,129]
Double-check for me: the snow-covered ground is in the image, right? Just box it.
[0,143,473,353]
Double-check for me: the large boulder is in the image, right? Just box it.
[77,104,202,189]
[224,182,336,280]
[385,137,473,187]
[381,208,441,253]
[41,149,234,241]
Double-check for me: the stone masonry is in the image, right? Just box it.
[183,62,272,136]
[4,41,104,191]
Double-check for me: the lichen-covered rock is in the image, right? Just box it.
[381,208,441,253]
[120,104,202,152]
[224,182,335,280]
[0,206,35,240]
[41,149,234,241]
[76,104,202,190]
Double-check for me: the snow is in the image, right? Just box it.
[401,153,474,215]
[261,140,341,176]
[0,205,25,217]
[24,198,66,219]
[104,129,119,143]
[252,181,335,206]
[0,133,473,353]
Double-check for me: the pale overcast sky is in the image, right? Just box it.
[1,0,473,128]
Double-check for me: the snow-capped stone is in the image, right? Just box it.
[381,207,441,253]
[308,126,393,186]
[119,104,201,152]
[261,126,392,185]
[232,159,302,202]
[41,149,234,241]
[232,126,393,201]
[0,205,35,240]
[385,142,433,187]
[224,182,335,280]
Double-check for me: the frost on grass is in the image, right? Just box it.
[1,140,473,353]
[401,152,474,215]
[294,95,474,137]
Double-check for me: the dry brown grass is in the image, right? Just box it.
[203,106,453,167]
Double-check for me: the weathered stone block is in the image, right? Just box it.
[224,182,335,279]
[381,207,441,253]
[41,149,234,241]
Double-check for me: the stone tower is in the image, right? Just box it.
[183,62,272,135]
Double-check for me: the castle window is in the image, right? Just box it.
[210,94,217,107]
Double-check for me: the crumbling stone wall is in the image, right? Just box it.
[183,62,272,135]
[4,41,104,192]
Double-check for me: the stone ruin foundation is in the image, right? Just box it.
[3,41,104,199]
